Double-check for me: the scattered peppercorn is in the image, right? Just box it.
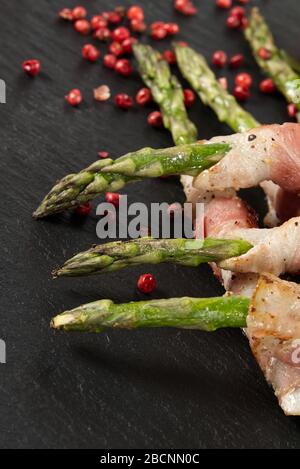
[94,85,111,101]
[109,41,124,56]
[103,54,117,69]
[93,27,112,41]
[127,5,145,21]
[212,50,228,68]
[22,59,41,77]
[122,37,137,54]
[74,19,91,35]
[82,44,100,62]
[234,85,249,101]
[165,23,180,35]
[183,89,196,107]
[137,273,157,294]
[248,134,257,141]
[130,18,147,33]
[65,89,82,106]
[218,77,228,90]
[105,192,121,207]
[59,8,73,21]
[72,6,87,20]
[216,0,232,9]
[115,93,133,109]
[176,41,188,48]
[226,15,240,29]
[230,6,245,19]
[287,103,298,118]
[107,11,122,25]
[151,23,168,40]
[98,151,110,159]
[162,50,177,65]
[240,17,249,29]
[90,15,107,30]
[112,26,131,43]
[259,78,276,94]
[174,0,197,16]
[235,72,253,89]
[229,53,245,68]
[258,47,272,60]
[75,202,92,216]
[115,59,133,77]
[136,88,152,106]
[148,111,163,127]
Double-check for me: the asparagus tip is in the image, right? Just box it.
[51,313,74,330]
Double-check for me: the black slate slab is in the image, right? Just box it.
[1,0,300,449]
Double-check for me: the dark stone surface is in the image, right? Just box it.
[1,0,300,449]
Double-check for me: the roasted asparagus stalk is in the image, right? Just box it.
[33,142,230,218]
[175,44,259,132]
[54,237,252,277]
[133,44,198,145]
[244,7,300,121]
[51,295,249,332]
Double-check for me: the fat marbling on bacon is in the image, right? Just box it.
[219,216,300,276]
[248,274,300,416]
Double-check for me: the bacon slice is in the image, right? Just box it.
[193,123,300,196]
[219,217,300,276]
[180,176,261,296]
[248,274,300,415]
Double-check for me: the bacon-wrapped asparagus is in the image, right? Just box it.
[174,44,300,225]
[92,124,300,197]
[179,192,300,415]
[51,273,300,416]
[193,123,300,196]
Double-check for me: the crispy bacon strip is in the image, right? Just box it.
[193,123,300,196]
[248,274,300,415]
[219,217,300,276]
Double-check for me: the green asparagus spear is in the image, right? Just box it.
[100,142,230,177]
[133,44,198,145]
[54,237,253,277]
[51,295,249,332]
[175,44,259,133]
[244,8,300,120]
[33,143,230,218]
